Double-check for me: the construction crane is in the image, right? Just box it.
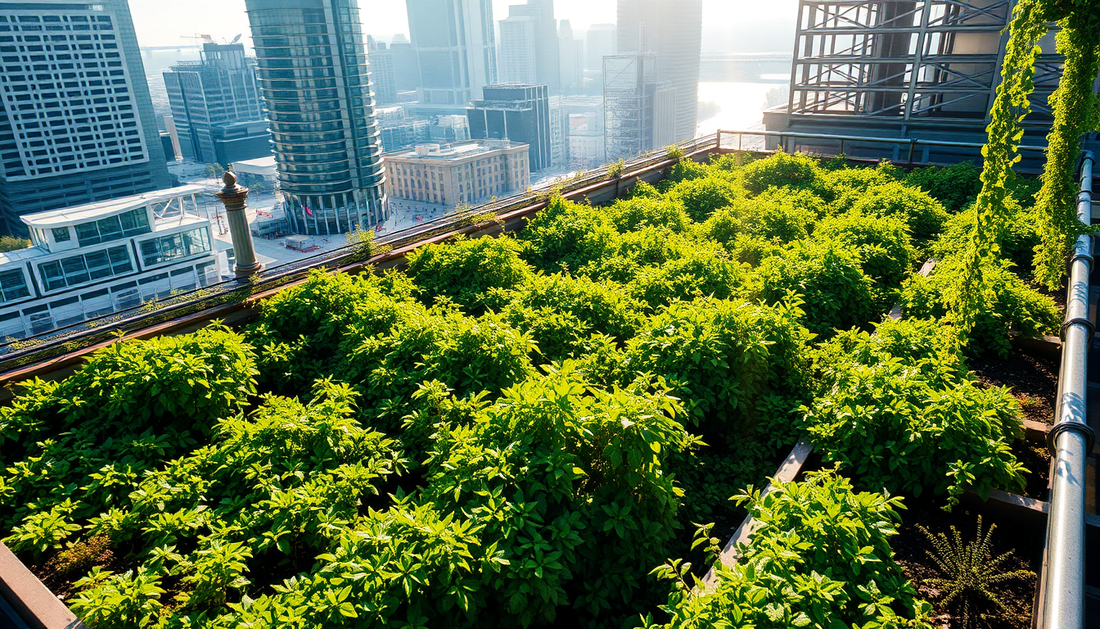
[181,34,215,45]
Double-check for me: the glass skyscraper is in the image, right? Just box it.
[244,0,386,235]
[0,0,172,236]
[407,0,497,106]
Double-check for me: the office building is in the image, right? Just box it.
[430,115,470,142]
[498,12,538,84]
[0,186,223,339]
[467,84,551,171]
[245,0,387,235]
[367,36,398,104]
[381,121,430,153]
[562,96,604,168]
[0,0,173,236]
[389,35,420,92]
[498,0,559,92]
[407,0,497,106]
[163,42,268,165]
[617,0,702,142]
[549,95,566,169]
[385,140,529,207]
[559,20,585,93]
[586,23,616,74]
[604,53,675,160]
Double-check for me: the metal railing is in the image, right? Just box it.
[0,134,720,372]
[1042,145,1096,628]
[716,128,1048,166]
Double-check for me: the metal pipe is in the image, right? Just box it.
[1042,149,1095,629]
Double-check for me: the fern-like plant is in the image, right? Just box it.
[918,516,1034,628]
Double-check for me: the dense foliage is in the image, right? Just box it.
[0,152,1052,629]
[647,471,933,629]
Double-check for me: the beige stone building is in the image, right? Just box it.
[384,140,531,207]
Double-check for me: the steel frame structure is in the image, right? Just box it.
[786,0,1062,129]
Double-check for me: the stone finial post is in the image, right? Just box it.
[214,171,263,278]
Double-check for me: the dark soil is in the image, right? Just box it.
[1012,439,1052,501]
[892,496,1042,629]
[968,351,1059,426]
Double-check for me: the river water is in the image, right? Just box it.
[696,80,789,136]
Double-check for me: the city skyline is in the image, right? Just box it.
[128,0,798,52]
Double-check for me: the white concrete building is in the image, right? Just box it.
[0,185,225,339]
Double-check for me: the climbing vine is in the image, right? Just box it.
[1033,7,1100,289]
[952,0,1100,331]
[947,0,1048,335]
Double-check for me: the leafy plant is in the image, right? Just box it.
[917,516,1035,628]
[741,150,821,195]
[405,235,533,310]
[906,162,983,212]
[647,470,933,629]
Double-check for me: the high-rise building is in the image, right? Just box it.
[617,0,702,142]
[245,0,387,235]
[498,13,538,84]
[498,0,560,93]
[163,43,268,165]
[548,95,567,169]
[559,20,585,93]
[367,36,398,104]
[585,24,617,74]
[561,96,604,168]
[385,140,530,207]
[467,84,551,172]
[604,53,674,160]
[389,35,421,92]
[0,0,173,236]
[407,0,497,106]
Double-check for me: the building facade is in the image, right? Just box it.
[244,0,387,235]
[559,20,585,93]
[385,139,529,207]
[499,0,559,92]
[0,0,172,236]
[604,53,670,161]
[562,96,604,168]
[549,95,566,169]
[406,0,497,106]
[467,83,550,171]
[617,0,702,143]
[498,13,537,85]
[367,36,398,104]
[163,42,268,165]
[585,23,616,75]
[0,185,223,339]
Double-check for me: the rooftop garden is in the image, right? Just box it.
[3,0,1099,623]
[0,148,1067,628]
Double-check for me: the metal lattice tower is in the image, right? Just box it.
[780,0,1066,135]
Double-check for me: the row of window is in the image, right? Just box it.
[39,244,132,291]
[72,207,150,246]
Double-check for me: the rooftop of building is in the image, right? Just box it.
[385,140,528,162]
[20,185,205,230]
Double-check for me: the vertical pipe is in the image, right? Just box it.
[1042,150,1094,629]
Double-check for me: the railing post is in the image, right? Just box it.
[215,171,264,279]
[908,139,916,164]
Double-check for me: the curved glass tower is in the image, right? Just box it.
[244,0,386,235]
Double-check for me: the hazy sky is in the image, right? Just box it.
[128,0,799,51]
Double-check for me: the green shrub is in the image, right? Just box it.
[814,318,963,385]
[245,270,419,394]
[819,162,902,206]
[498,272,647,342]
[0,235,30,253]
[844,182,951,242]
[666,175,741,222]
[755,185,829,220]
[405,235,533,309]
[741,151,821,195]
[622,298,810,436]
[751,240,878,339]
[816,211,916,308]
[606,195,691,233]
[906,162,983,212]
[520,196,618,273]
[734,196,816,242]
[341,306,536,431]
[0,326,257,532]
[666,158,710,183]
[802,345,1026,505]
[900,256,1060,357]
[932,196,1039,272]
[648,470,933,629]
[627,242,744,308]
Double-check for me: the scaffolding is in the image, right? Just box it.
[783,0,1064,132]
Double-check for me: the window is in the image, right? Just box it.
[0,269,30,302]
[74,208,150,246]
[139,227,212,267]
[37,245,132,291]
[52,227,70,243]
